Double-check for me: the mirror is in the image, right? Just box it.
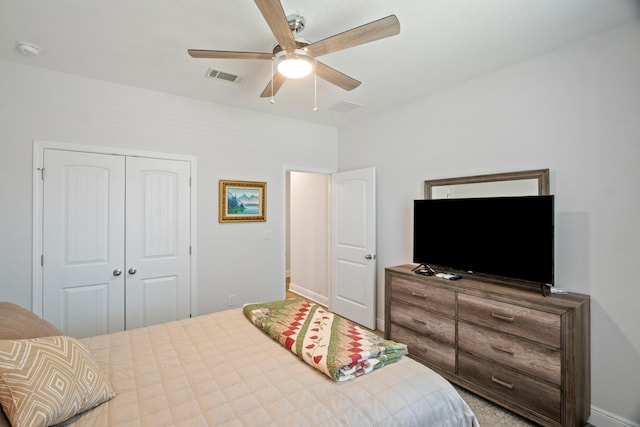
[425,169,549,199]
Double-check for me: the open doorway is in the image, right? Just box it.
[286,170,331,307]
[286,167,378,330]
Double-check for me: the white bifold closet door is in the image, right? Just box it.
[42,149,191,338]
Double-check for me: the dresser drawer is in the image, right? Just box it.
[458,322,561,385]
[390,300,455,344]
[390,276,456,316]
[458,294,561,347]
[389,323,455,374]
[459,352,561,423]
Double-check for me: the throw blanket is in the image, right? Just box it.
[243,299,407,382]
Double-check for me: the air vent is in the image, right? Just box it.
[328,101,362,113]
[206,68,242,83]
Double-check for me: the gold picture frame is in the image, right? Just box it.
[219,180,266,223]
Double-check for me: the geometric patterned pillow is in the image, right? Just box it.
[0,336,115,427]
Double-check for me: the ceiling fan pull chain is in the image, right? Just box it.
[270,57,275,104]
[313,62,318,112]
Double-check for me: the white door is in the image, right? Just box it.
[330,167,376,329]
[42,150,126,337]
[42,150,191,337]
[124,157,191,329]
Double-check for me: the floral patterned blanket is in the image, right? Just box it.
[243,299,407,382]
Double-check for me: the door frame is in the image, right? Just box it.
[283,165,334,303]
[283,165,377,329]
[32,140,198,317]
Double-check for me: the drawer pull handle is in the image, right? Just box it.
[491,345,515,356]
[491,375,514,389]
[411,291,428,298]
[411,343,429,353]
[412,318,427,325]
[490,312,515,322]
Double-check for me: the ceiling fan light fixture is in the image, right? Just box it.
[275,49,313,79]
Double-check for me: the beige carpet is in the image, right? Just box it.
[453,385,539,426]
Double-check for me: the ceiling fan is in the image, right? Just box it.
[188,0,400,98]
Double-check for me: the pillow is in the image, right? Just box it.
[0,302,63,340]
[0,336,114,427]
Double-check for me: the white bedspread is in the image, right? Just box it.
[53,307,479,426]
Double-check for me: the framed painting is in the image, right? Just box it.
[219,180,266,223]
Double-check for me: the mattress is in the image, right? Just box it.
[2,306,479,426]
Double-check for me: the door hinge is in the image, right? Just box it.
[189,246,192,255]
[37,167,44,181]
[41,255,44,266]
[189,177,191,187]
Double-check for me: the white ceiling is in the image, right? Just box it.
[1,0,639,128]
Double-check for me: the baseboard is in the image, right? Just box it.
[288,283,329,307]
[589,405,640,427]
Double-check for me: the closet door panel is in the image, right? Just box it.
[125,157,191,329]
[42,150,126,337]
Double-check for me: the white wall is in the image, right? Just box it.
[1,18,638,427]
[0,59,338,316]
[338,20,640,427]
[289,171,330,305]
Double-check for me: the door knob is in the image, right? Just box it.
[128,267,137,275]
[113,269,122,276]
[365,254,375,260]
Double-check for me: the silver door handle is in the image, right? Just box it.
[113,269,122,276]
[128,267,137,275]
[365,254,375,260]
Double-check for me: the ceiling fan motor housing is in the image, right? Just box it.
[272,39,311,55]
[287,14,305,34]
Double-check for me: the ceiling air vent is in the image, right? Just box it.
[328,101,362,113]
[206,68,242,83]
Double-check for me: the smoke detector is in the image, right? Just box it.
[16,42,40,56]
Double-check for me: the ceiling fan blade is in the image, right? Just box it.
[306,15,400,58]
[260,72,288,98]
[315,62,361,92]
[188,49,273,60]
[254,0,297,51]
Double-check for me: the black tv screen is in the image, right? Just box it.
[413,195,554,286]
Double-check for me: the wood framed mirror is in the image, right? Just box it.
[424,169,549,199]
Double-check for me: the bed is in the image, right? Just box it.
[0,301,479,427]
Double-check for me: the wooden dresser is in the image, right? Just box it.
[385,264,590,427]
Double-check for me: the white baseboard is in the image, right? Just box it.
[589,406,640,427]
[288,283,329,307]
[287,285,387,333]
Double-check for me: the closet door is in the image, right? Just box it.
[42,150,126,337]
[41,150,192,337]
[124,157,191,329]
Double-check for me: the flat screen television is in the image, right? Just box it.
[413,195,554,288]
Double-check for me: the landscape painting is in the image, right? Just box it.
[219,180,266,222]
